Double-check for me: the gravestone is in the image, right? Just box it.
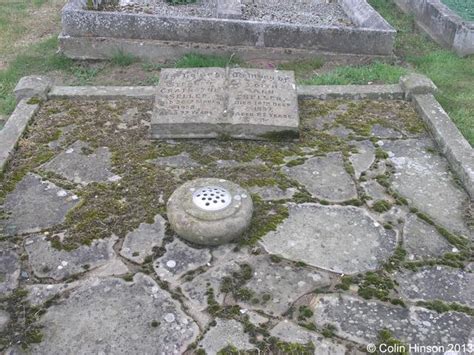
[151,68,299,140]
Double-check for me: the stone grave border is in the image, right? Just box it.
[393,0,474,57]
[1,74,472,198]
[59,0,396,60]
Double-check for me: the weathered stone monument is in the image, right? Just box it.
[151,68,299,140]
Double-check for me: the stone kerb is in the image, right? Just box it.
[60,0,396,59]
[4,75,472,200]
[1,76,52,172]
[393,0,474,56]
[400,73,473,198]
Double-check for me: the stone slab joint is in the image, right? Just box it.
[400,73,438,99]
[14,76,53,103]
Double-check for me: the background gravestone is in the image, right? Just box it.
[151,68,299,140]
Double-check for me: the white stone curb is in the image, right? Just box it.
[0,100,40,172]
[48,86,156,100]
[297,84,404,100]
[412,94,474,198]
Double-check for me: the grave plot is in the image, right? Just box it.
[393,0,474,56]
[1,81,473,353]
[59,0,396,61]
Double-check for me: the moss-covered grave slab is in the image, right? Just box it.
[0,96,472,353]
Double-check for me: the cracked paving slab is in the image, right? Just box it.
[150,152,199,168]
[1,173,79,236]
[25,234,118,281]
[26,259,129,307]
[26,282,80,306]
[311,294,474,347]
[261,204,397,274]
[30,273,199,354]
[41,140,119,185]
[154,238,211,285]
[361,180,395,208]
[120,214,167,264]
[198,318,255,354]
[371,124,403,139]
[248,185,297,201]
[349,140,375,179]
[384,138,472,238]
[236,255,331,316]
[403,214,454,261]
[282,152,357,202]
[394,266,474,307]
[181,247,249,311]
[270,320,348,355]
[0,310,10,332]
[0,242,20,295]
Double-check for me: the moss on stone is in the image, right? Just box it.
[297,305,314,321]
[26,97,42,105]
[259,130,300,141]
[335,275,353,291]
[416,300,474,317]
[268,338,315,355]
[285,157,306,167]
[0,288,45,350]
[377,329,409,355]
[358,271,394,301]
[239,195,289,246]
[384,246,407,272]
[372,200,392,213]
[321,323,337,338]
[375,147,389,160]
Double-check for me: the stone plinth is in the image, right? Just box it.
[151,68,299,140]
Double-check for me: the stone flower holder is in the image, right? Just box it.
[167,178,253,246]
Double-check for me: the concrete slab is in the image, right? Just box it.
[25,235,118,281]
[198,318,255,354]
[311,294,474,346]
[1,174,79,236]
[403,214,453,260]
[395,266,474,307]
[261,204,397,274]
[282,153,357,203]
[0,243,21,295]
[384,138,471,238]
[154,239,212,284]
[120,215,166,264]
[30,274,199,354]
[41,141,117,185]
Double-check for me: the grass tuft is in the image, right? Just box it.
[368,0,474,145]
[111,50,137,67]
[302,62,408,85]
[441,0,474,21]
[278,57,324,78]
[174,53,241,68]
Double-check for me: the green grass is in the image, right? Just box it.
[111,50,138,67]
[277,57,324,78]
[0,0,48,56]
[302,62,408,85]
[441,0,474,21]
[174,53,241,68]
[368,0,474,145]
[299,0,474,145]
[0,37,72,114]
[0,36,107,115]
